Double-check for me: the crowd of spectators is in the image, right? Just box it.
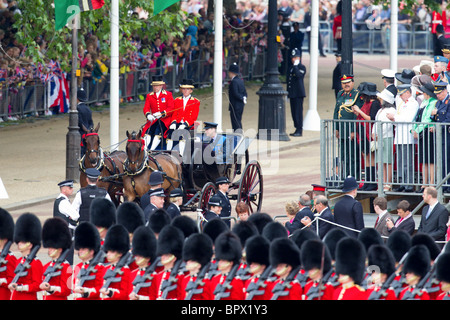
[1,0,450,122]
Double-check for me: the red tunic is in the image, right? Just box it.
[211,273,245,300]
[365,284,397,300]
[0,252,17,300]
[437,291,450,300]
[41,260,72,300]
[271,278,302,300]
[73,262,106,300]
[142,90,174,136]
[399,286,430,300]
[332,284,369,300]
[179,274,214,300]
[101,264,132,300]
[130,267,157,300]
[10,257,43,300]
[151,268,185,300]
[243,275,275,300]
[303,279,335,300]
[172,96,200,127]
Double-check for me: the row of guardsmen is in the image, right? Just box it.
[1,199,450,300]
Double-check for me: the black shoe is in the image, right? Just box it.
[290,131,302,137]
[320,54,326,57]
[404,187,414,193]
[393,186,405,192]
[365,184,378,191]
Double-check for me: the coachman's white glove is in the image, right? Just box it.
[169,122,177,130]
[147,114,155,122]
[153,112,162,119]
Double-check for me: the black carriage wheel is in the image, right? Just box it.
[237,160,263,213]
[199,182,217,214]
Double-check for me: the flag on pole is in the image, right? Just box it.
[55,0,105,30]
[153,0,181,16]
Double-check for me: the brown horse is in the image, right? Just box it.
[79,123,127,205]
[122,130,182,203]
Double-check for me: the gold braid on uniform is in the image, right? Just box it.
[338,92,360,118]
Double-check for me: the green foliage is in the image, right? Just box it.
[12,0,192,71]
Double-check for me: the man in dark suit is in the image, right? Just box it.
[373,196,393,238]
[386,200,415,235]
[300,195,335,239]
[285,194,314,234]
[227,63,247,132]
[216,176,232,227]
[417,187,449,248]
[332,52,342,99]
[287,48,307,137]
[143,188,166,223]
[333,176,365,238]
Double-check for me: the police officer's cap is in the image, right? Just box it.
[58,179,74,188]
[85,168,101,179]
[342,176,358,192]
[215,176,230,185]
[148,171,164,186]
[169,188,183,198]
[204,121,218,130]
[228,62,239,74]
[149,187,165,197]
[291,48,301,57]
[208,194,223,207]
[77,87,87,102]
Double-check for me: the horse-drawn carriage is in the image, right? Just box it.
[79,123,263,225]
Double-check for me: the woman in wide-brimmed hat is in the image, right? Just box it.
[413,81,437,192]
[372,89,396,191]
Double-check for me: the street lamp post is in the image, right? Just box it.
[256,0,290,141]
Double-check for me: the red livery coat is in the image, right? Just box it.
[142,90,174,136]
[171,96,200,127]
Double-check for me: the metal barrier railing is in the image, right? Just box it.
[321,119,450,201]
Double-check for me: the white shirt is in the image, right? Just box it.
[373,106,396,139]
[57,193,80,228]
[393,97,419,145]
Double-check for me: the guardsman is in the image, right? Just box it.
[129,225,158,300]
[72,168,111,223]
[100,224,133,300]
[90,197,116,247]
[142,75,174,150]
[332,237,368,300]
[287,48,306,137]
[0,208,17,300]
[435,252,450,300]
[211,231,245,300]
[333,74,364,179]
[270,237,302,300]
[301,239,335,300]
[180,233,214,300]
[399,245,431,300]
[8,213,43,300]
[386,229,411,297]
[73,222,105,300]
[147,208,171,239]
[216,176,232,227]
[166,78,200,153]
[244,235,275,300]
[39,218,73,300]
[365,244,397,300]
[151,225,185,300]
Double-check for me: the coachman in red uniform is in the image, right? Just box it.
[73,222,105,300]
[166,79,200,153]
[129,225,158,300]
[0,208,17,300]
[180,233,214,300]
[39,218,73,300]
[142,75,174,150]
[332,237,368,300]
[9,213,43,300]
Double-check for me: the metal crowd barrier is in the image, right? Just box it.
[321,119,450,201]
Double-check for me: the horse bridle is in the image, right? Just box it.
[124,139,149,175]
[79,132,105,172]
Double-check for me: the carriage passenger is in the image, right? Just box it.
[202,122,227,165]
[142,75,174,150]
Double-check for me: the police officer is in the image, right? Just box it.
[140,171,164,210]
[72,168,112,223]
[54,179,79,235]
[287,48,306,137]
[228,63,247,132]
[203,194,223,228]
[333,74,364,179]
[216,177,232,228]
[77,87,94,156]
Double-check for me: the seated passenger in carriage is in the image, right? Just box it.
[166,79,200,155]
[202,121,227,165]
[142,75,174,150]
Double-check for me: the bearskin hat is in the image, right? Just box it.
[214,231,242,265]
[116,201,145,234]
[261,221,288,242]
[171,215,198,239]
[270,238,301,269]
[403,244,431,279]
[367,244,395,277]
[323,228,348,261]
[42,217,72,250]
[387,229,411,263]
[14,213,41,246]
[358,228,384,253]
[148,208,171,234]
[156,225,184,259]
[291,228,320,252]
[132,225,157,261]
[436,252,450,283]
[183,233,213,267]
[411,233,441,261]
[90,198,116,229]
[245,235,270,267]
[74,221,101,253]
[0,208,14,241]
[202,218,228,243]
[103,224,130,255]
[232,220,258,248]
[335,237,366,285]
[247,212,273,234]
[301,239,332,274]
